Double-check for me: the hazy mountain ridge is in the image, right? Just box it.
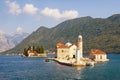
[0,32,14,52]
[0,32,29,52]
[3,14,120,54]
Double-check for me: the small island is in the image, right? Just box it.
[22,45,47,57]
[46,35,109,66]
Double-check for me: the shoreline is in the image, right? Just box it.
[45,58,96,67]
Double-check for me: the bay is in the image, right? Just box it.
[0,54,120,80]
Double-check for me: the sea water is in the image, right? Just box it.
[0,54,120,80]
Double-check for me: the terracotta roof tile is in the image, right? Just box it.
[91,49,106,54]
[57,43,73,48]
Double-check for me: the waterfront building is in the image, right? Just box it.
[56,35,83,61]
[90,49,109,62]
[28,46,37,57]
[52,35,109,67]
[27,46,46,57]
[56,42,77,60]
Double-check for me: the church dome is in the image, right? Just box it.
[65,42,72,46]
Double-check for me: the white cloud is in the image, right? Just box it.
[5,1,38,15]
[16,27,24,34]
[5,0,22,15]
[41,7,62,19]
[62,10,79,19]
[5,1,79,19]
[23,4,38,15]
[41,7,79,19]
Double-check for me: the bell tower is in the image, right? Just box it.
[78,35,83,58]
[76,35,83,62]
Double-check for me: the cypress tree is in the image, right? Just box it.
[23,48,28,56]
[36,46,40,53]
[40,46,44,53]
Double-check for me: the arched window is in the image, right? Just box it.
[62,50,64,53]
[100,55,102,59]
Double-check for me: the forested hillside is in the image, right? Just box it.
[3,14,120,54]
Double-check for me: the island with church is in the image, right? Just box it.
[22,45,47,57]
[46,35,109,66]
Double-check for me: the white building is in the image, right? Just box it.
[56,35,83,62]
[56,42,77,59]
[90,49,109,62]
[55,35,109,66]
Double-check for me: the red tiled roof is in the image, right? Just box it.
[57,43,73,48]
[91,49,106,54]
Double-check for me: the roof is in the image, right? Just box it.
[91,49,106,55]
[65,42,72,46]
[57,43,74,48]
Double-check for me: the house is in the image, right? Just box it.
[56,42,77,60]
[27,46,37,57]
[90,49,109,62]
[28,50,37,57]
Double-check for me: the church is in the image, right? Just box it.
[56,35,83,62]
[56,42,77,59]
[45,35,110,66]
[56,35,109,62]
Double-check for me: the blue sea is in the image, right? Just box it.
[0,54,120,80]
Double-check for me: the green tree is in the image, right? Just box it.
[33,45,35,51]
[36,46,40,53]
[28,46,31,50]
[23,48,28,56]
[40,46,44,53]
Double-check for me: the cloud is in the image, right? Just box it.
[62,10,79,19]
[41,7,61,19]
[41,7,79,19]
[5,1,38,15]
[23,4,38,15]
[5,1,79,19]
[16,27,24,34]
[5,0,22,15]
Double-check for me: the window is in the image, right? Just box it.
[62,50,64,53]
[73,55,75,58]
[100,56,102,59]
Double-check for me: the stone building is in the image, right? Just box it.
[56,35,83,61]
[56,42,77,59]
[90,49,109,62]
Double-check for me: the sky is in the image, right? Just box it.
[0,0,120,34]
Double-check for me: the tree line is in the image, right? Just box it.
[23,45,44,56]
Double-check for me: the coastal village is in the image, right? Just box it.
[46,35,109,66]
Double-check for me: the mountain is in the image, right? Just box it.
[3,14,120,54]
[6,32,29,45]
[0,32,14,52]
[0,32,29,53]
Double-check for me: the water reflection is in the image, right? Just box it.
[71,67,85,80]
[54,61,85,80]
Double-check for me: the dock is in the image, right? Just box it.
[45,58,95,66]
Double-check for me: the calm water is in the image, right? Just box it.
[0,54,120,80]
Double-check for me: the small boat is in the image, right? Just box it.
[86,62,94,66]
